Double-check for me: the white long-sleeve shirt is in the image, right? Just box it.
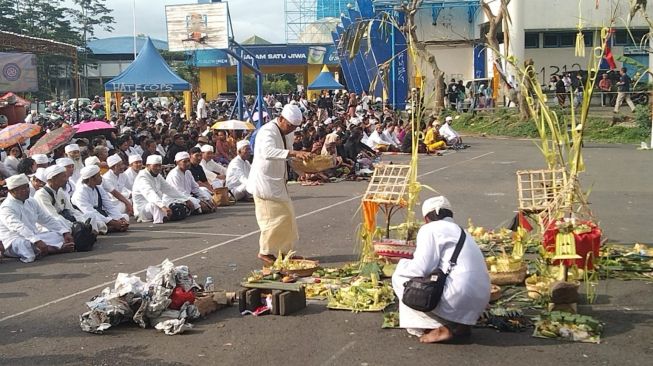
[383,129,401,146]
[166,167,202,198]
[0,195,69,250]
[34,185,93,230]
[132,170,189,215]
[246,118,294,202]
[200,158,227,183]
[123,168,139,191]
[392,218,490,325]
[365,130,394,150]
[439,123,459,141]
[71,183,127,224]
[226,155,251,192]
[102,170,131,199]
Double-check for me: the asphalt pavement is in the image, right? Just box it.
[0,137,651,366]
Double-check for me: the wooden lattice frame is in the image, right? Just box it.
[516,169,568,212]
[537,176,593,229]
[363,164,412,205]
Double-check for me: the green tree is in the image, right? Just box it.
[67,0,114,44]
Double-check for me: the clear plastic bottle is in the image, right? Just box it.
[204,276,214,292]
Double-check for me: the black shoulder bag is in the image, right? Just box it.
[402,227,466,312]
[94,187,109,217]
[44,186,77,223]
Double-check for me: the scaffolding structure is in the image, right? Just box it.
[285,0,352,43]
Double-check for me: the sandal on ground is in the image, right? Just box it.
[257,253,276,265]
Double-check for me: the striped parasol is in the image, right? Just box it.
[0,123,41,149]
[28,125,75,156]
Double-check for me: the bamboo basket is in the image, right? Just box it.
[516,169,567,212]
[489,264,528,285]
[212,187,233,207]
[278,259,320,277]
[289,155,336,174]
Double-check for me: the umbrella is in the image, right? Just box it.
[28,125,75,156]
[73,121,116,137]
[0,123,41,149]
[211,120,256,131]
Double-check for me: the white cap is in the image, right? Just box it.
[146,154,163,165]
[6,174,29,190]
[107,154,123,168]
[236,139,250,151]
[32,154,49,165]
[128,155,142,164]
[349,117,361,126]
[56,157,74,167]
[65,144,80,153]
[85,156,100,167]
[324,118,332,125]
[80,165,100,180]
[432,121,440,127]
[281,104,303,126]
[45,165,66,180]
[200,145,214,153]
[175,151,190,162]
[445,116,453,122]
[34,168,47,183]
[375,97,382,102]
[421,196,453,217]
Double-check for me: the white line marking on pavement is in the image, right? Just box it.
[129,229,242,237]
[0,151,494,324]
[320,340,357,366]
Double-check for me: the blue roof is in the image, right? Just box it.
[308,67,344,90]
[88,36,168,55]
[104,38,190,92]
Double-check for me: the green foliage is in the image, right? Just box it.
[633,104,652,133]
[456,110,649,144]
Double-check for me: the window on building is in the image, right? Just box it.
[583,31,594,47]
[613,29,648,46]
[543,33,559,48]
[542,32,581,48]
[525,32,539,48]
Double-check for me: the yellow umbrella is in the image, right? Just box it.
[211,120,256,131]
[0,123,41,149]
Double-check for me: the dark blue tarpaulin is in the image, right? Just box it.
[308,66,344,90]
[104,37,190,93]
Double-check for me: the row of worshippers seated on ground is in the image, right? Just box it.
[0,141,253,263]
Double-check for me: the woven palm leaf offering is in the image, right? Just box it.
[289,155,336,174]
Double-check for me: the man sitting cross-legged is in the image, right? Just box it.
[131,154,195,224]
[166,151,215,214]
[0,174,74,263]
[226,139,253,201]
[71,165,130,233]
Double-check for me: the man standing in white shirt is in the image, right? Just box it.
[166,152,215,214]
[197,92,208,122]
[226,139,252,201]
[247,104,312,264]
[131,155,194,224]
[0,174,74,263]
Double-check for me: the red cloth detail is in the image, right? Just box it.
[543,220,602,270]
[169,286,196,310]
[518,211,533,231]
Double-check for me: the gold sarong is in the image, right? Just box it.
[254,197,298,255]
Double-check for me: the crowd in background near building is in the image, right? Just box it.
[0,86,472,263]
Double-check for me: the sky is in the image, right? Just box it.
[77,0,286,43]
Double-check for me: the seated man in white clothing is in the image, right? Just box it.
[0,174,74,263]
[122,154,142,191]
[366,123,398,152]
[392,196,490,343]
[29,167,47,197]
[65,143,83,182]
[166,152,215,214]
[199,145,226,188]
[55,157,77,196]
[382,123,401,147]
[131,155,194,224]
[71,165,130,233]
[101,154,134,216]
[225,139,253,201]
[34,165,106,234]
[438,116,464,148]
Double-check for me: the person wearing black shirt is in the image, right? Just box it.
[164,134,187,165]
[614,67,636,113]
[188,147,213,192]
[553,75,566,106]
